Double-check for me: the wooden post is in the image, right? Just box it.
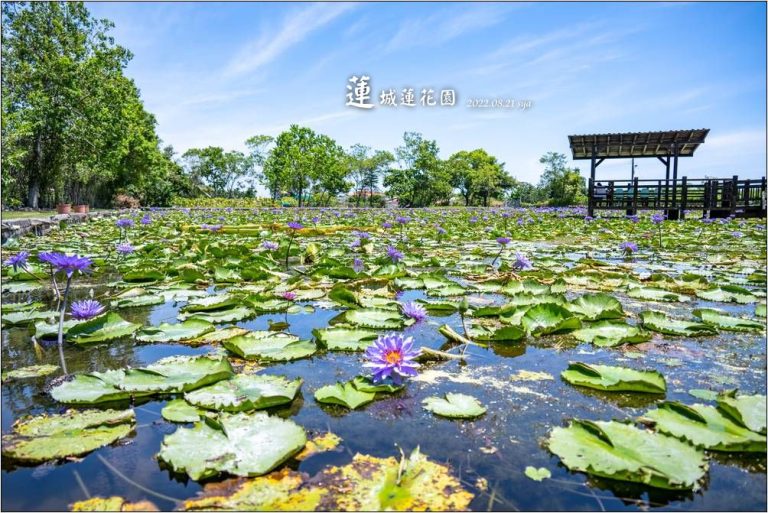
[744,179,750,208]
[680,176,688,220]
[664,158,670,208]
[761,177,766,213]
[632,177,639,215]
[671,143,679,209]
[588,178,594,217]
[730,175,738,216]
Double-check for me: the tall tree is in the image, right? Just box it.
[346,144,394,207]
[181,147,252,198]
[537,152,586,206]
[385,132,450,207]
[446,149,510,206]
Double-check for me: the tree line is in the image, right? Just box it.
[1,2,586,209]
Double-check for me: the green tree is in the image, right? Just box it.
[263,125,347,207]
[385,132,451,207]
[245,134,274,198]
[181,147,252,198]
[446,149,510,206]
[346,144,394,207]
[537,152,586,206]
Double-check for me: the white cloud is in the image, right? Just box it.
[225,3,356,76]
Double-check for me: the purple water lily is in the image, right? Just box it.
[496,237,511,246]
[287,221,303,230]
[353,257,364,273]
[651,213,666,224]
[281,291,297,301]
[43,252,92,278]
[116,242,135,255]
[401,301,428,322]
[386,246,404,263]
[364,333,420,384]
[70,299,106,320]
[4,251,29,272]
[115,218,134,229]
[140,215,152,225]
[513,252,533,271]
[620,241,638,254]
[262,241,279,251]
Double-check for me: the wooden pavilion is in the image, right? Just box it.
[569,129,766,219]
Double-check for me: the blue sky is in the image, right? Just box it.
[88,1,766,184]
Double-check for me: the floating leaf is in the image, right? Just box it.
[1,310,58,326]
[627,287,690,303]
[161,399,208,423]
[2,364,59,382]
[1,409,135,464]
[181,294,239,312]
[180,448,472,511]
[422,393,486,419]
[571,321,652,347]
[692,308,765,332]
[314,382,375,409]
[184,374,302,412]
[312,327,378,351]
[184,327,250,347]
[716,390,767,434]
[640,311,717,336]
[136,319,215,343]
[468,325,525,342]
[642,401,766,452]
[561,362,666,393]
[351,376,404,393]
[696,285,758,304]
[70,496,159,512]
[180,305,255,323]
[547,419,707,490]
[157,412,306,480]
[295,432,343,461]
[521,303,582,336]
[566,293,625,320]
[111,294,165,309]
[66,312,141,345]
[688,389,718,401]
[224,332,316,361]
[524,466,551,481]
[344,308,405,329]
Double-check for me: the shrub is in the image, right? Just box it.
[113,193,140,209]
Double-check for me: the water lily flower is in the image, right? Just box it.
[70,299,105,320]
[43,252,92,278]
[382,221,393,229]
[287,221,303,230]
[396,216,410,225]
[115,218,134,229]
[401,301,428,322]
[281,291,297,301]
[386,246,404,263]
[496,237,511,246]
[353,257,364,273]
[364,333,420,384]
[731,231,744,238]
[651,213,666,224]
[513,252,533,271]
[116,243,135,255]
[584,216,594,222]
[140,215,152,225]
[3,251,29,271]
[262,241,279,251]
[620,241,638,254]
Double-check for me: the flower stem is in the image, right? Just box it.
[491,247,503,266]
[56,275,72,374]
[285,235,293,269]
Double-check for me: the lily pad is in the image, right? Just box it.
[692,308,765,332]
[627,287,690,303]
[314,382,375,409]
[181,294,239,312]
[312,327,378,351]
[571,321,652,347]
[67,312,141,345]
[351,376,404,393]
[716,390,767,434]
[524,466,551,481]
[223,332,316,361]
[547,419,707,490]
[70,496,159,512]
[157,412,307,480]
[2,409,135,464]
[136,319,215,343]
[161,399,208,423]
[642,401,766,452]
[640,311,717,336]
[566,293,625,320]
[561,362,666,393]
[521,303,582,336]
[468,325,525,342]
[180,305,255,323]
[422,393,486,419]
[344,308,405,329]
[696,285,758,304]
[2,364,60,382]
[2,310,58,327]
[184,374,302,412]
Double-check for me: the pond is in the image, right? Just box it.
[1,207,766,511]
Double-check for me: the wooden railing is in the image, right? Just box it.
[588,176,767,217]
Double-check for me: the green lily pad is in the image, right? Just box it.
[2,364,60,382]
[1,409,135,464]
[696,285,758,304]
[627,287,690,303]
[422,393,486,419]
[692,309,765,332]
[312,327,378,351]
[223,332,316,361]
[640,311,717,336]
[716,390,767,434]
[642,401,766,452]
[161,399,208,423]
[185,374,302,412]
[547,419,707,490]
[561,362,666,393]
[566,293,625,321]
[351,376,404,393]
[66,312,141,345]
[181,294,239,312]
[689,389,719,401]
[157,412,306,480]
[180,305,255,323]
[344,308,405,329]
[1,310,58,327]
[524,466,551,481]
[521,303,582,336]
[314,382,375,409]
[571,321,652,347]
[136,319,215,343]
[468,325,525,342]
[111,294,165,309]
